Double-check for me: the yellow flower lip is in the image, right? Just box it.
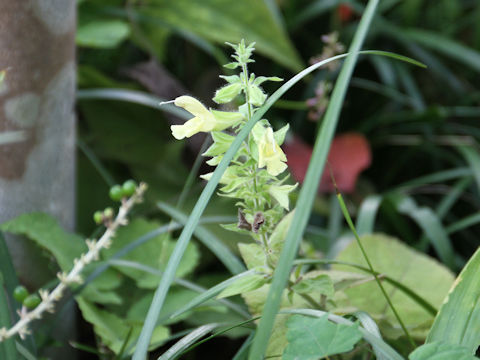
[257,126,288,176]
[170,96,244,139]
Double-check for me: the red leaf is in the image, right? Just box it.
[283,133,371,193]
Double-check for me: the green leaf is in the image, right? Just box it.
[291,274,334,297]
[269,211,295,261]
[76,20,130,48]
[219,75,240,83]
[248,85,267,106]
[217,273,267,299]
[333,234,455,338]
[426,246,480,353]
[238,243,265,269]
[268,184,298,210]
[0,212,85,271]
[224,62,240,69]
[283,314,362,360]
[213,83,243,103]
[0,213,124,304]
[202,132,236,157]
[254,76,283,86]
[103,218,199,288]
[143,0,302,70]
[285,309,404,360]
[77,298,169,355]
[274,124,289,146]
[409,341,478,360]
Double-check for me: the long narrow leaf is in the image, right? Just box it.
[356,195,382,235]
[403,29,480,73]
[165,270,255,323]
[133,47,424,360]
[77,89,191,119]
[157,202,245,274]
[157,323,221,360]
[248,1,381,357]
[426,247,480,353]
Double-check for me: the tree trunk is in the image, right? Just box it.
[0,0,77,356]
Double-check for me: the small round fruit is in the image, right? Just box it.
[103,207,114,219]
[13,286,29,303]
[93,211,103,224]
[122,180,137,197]
[23,294,41,309]
[109,185,124,201]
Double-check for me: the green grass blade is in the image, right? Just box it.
[354,311,388,360]
[282,309,404,360]
[76,88,191,119]
[446,213,480,235]
[108,259,249,319]
[436,177,473,219]
[165,270,255,323]
[77,139,116,187]
[157,202,246,274]
[172,318,258,359]
[457,146,480,192]
[403,28,480,73]
[356,195,382,235]
[232,332,255,360]
[336,192,415,347]
[132,48,424,360]
[394,167,472,191]
[390,194,456,269]
[426,247,480,353]
[157,323,222,360]
[248,1,381,357]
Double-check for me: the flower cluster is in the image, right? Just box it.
[170,40,297,264]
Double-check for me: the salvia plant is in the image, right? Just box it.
[170,40,297,276]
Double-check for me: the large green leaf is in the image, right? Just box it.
[409,341,479,360]
[426,247,480,353]
[332,234,455,338]
[283,314,362,360]
[76,20,130,48]
[137,0,302,71]
[0,213,122,304]
[103,218,199,288]
[77,298,169,355]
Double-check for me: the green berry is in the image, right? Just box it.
[13,286,29,303]
[122,180,137,197]
[93,211,103,224]
[109,185,124,201]
[104,207,114,219]
[23,294,41,309]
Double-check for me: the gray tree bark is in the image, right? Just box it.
[0,0,77,356]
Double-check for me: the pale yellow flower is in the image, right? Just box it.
[257,127,288,176]
[171,96,243,139]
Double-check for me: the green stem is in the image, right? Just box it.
[336,191,416,349]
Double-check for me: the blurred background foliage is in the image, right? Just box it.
[69,0,480,357]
